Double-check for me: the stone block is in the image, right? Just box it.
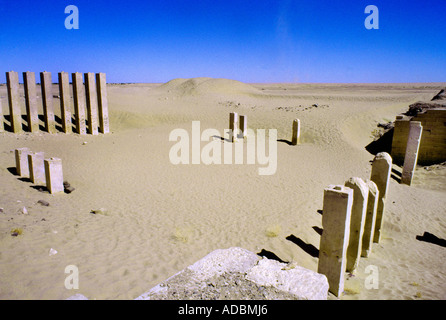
[370,152,392,243]
[23,71,39,133]
[28,152,45,185]
[40,71,56,133]
[317,185,353,297]
[401,121,423,186]
[344,177,369,272]
[6,71,22,133]
[96,73,110,134]
[84,72,99,135]
[44,157,64,194]
[15,148,31,177]
[361,180,379,257]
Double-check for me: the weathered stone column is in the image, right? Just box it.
[40,71,56,133]
[84,72,99,135]
[23,71,39,133]
[318,185,353,297]
[361,180,379,257]
[58,72,72,133]
[370,152,392,243]
[6,71,22,133]
[401,121,423,186]
[229,112,238,142]
[96,73,110,134]
[0,98,4,132]
[28,152,46,185]
[239,115,247,139]
[292,119,300,145]
[15,148,31,177]
[44,157,64,194]
[72,72,87,135]
[344,177,369,272]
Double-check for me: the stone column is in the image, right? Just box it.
[72,72,87,135]
[15,148,31,177]
[58,72,72,133]
[40,71,56,133]
[229,112,238,142]
[401,121,423,186]
[6,71,22,133]
[96,73,110,134]
[361,180,379,257]
[370,152,392,243]
[28,152,46,185]
[344,177,369,272]
[292,119,300,145]
[44,157,64,194]
[317,185,353,297]
[0,98,4,132]
[23,71,39,133]
[84,72,99,135]
[239,115,247,140]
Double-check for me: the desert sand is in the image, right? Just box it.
[0,78,445,300]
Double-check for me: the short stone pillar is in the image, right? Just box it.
[28,152,45,185]
[40,71,56,133]
[15,148,31,177]
[96,73,110,134]
[292,119,300,145]
[6,71,22,133]
[44,157,64,194]
[23,71,39,133]
[58,72,72,133]
[239,115,247,139]
[370,152,392,243]
[401,121,423,186]
[72,72,87,135]
[318,185,353,297]
[229,112,238,142]
[361,180,379,257]
[344,177,369,272]
[84,72,99,135]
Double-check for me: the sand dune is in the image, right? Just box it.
[0,80,445,300]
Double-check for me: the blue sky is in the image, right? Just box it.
[0,0,445,83]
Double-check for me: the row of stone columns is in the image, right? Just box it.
[2,71,109,135]
[317,152,392,297]
[15,148,64,194]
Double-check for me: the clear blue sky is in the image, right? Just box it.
[0,0,445,83]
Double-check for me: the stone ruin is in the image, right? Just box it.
[0,71,109,135]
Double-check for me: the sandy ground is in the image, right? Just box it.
[0,79,445,300]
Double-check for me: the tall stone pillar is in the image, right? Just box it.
[344,177,369,272]
[72,72,87,134]
[15,148,31,178]
[28,152,46,185]
[370,152,392,243]
[229,112,238,142]
[58,72,72,133]
[84,72,99,135]
[96,73,110,134]
[40,71,56,133]
[44,157,64,194]
[318,185,353,297]
[361,180,379,257]
[239,115,247,140]
[400,121,423,186]
[6,71,22,133]
[0,98,4,132]
[292,119,300,145]
[23,71,39,133]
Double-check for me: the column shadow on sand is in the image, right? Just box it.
[416,232,446,248]
[285,234,319,258]
[257,249,288,263]
[277,139,293,145]
[391,166,402,183]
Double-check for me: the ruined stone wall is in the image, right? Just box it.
[391,109,446,165]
